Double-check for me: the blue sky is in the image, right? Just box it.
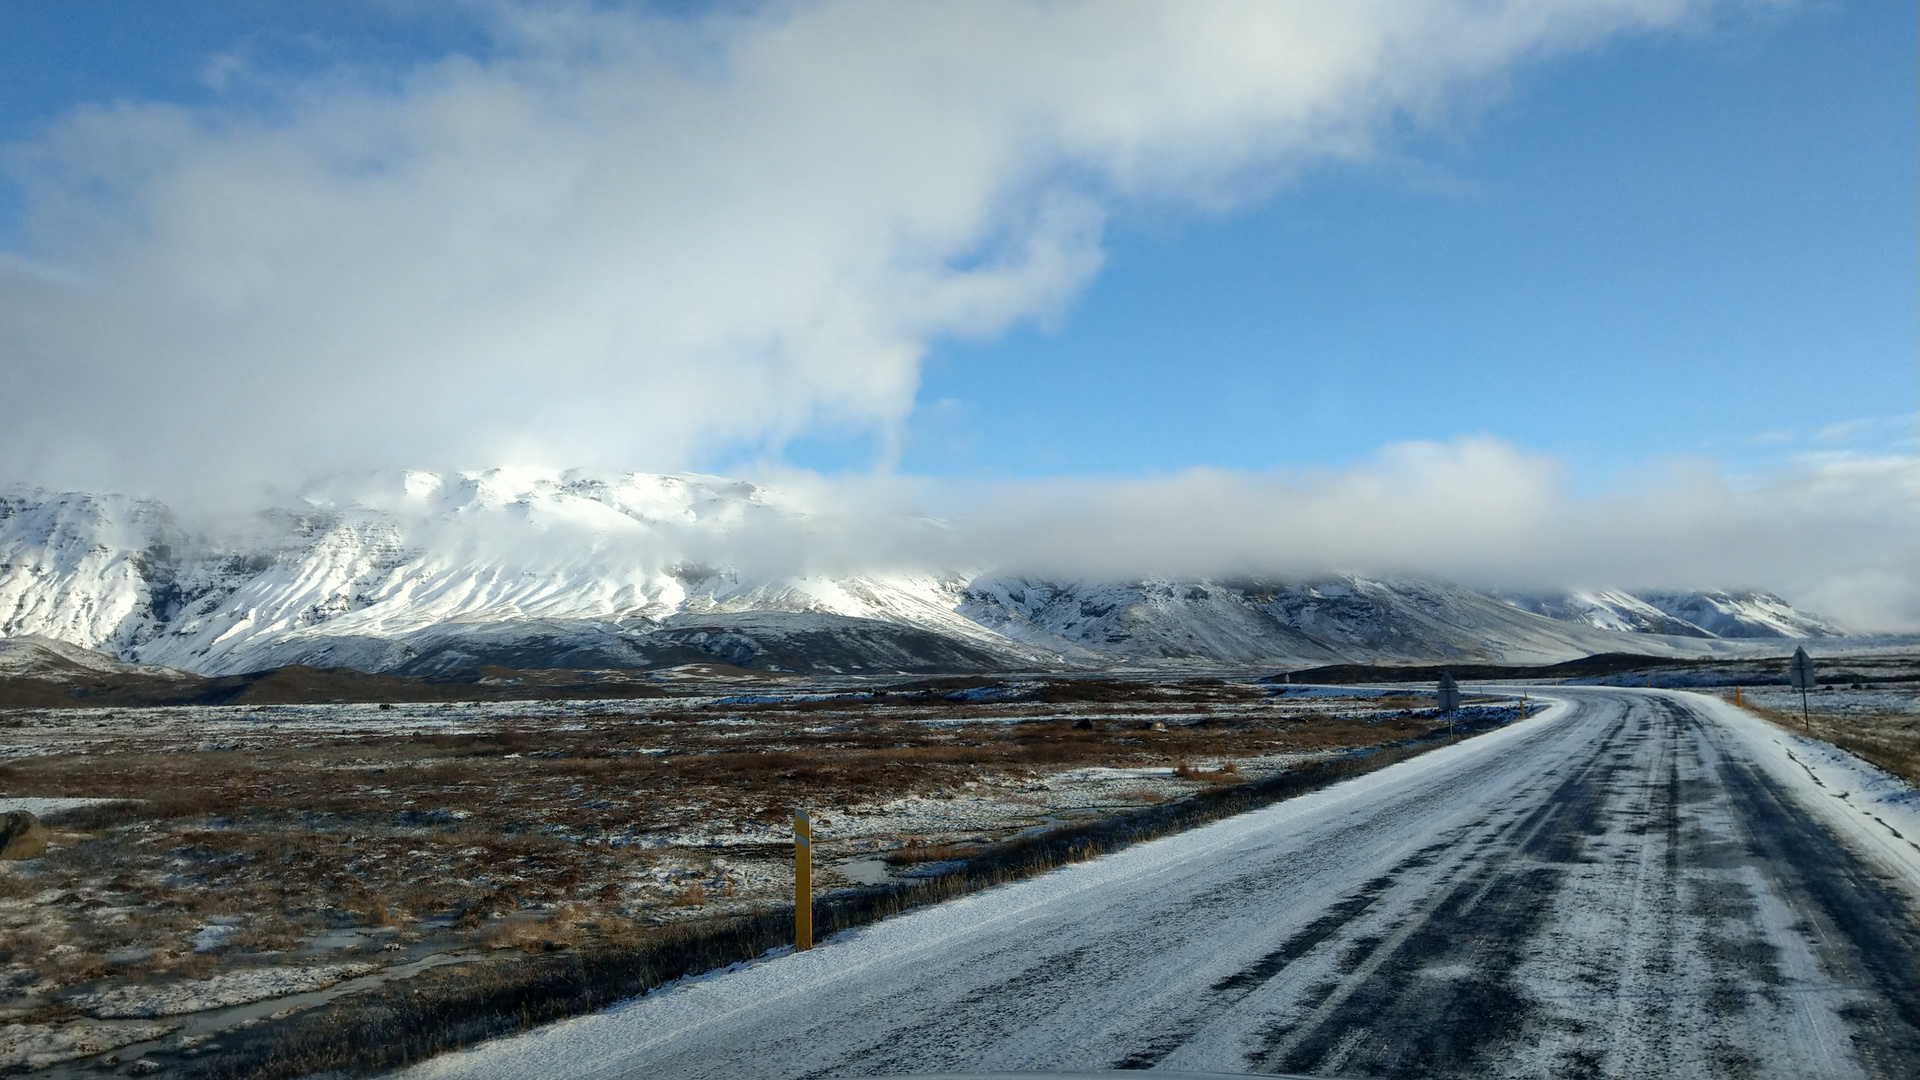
[869,1,1916,484]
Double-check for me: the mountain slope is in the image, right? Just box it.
[961,576,1694,667]
[0,491,176,656]
[1498,588,1846,639]
[1497,589,1716,638]
[1635,590,1845,639]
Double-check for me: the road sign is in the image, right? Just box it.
[1438,671,1461,740]
[1789,647,1816,690]
[1788,647,1815,731]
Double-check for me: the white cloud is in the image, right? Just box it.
[0,0,1710,493]
[911,439,1917,633]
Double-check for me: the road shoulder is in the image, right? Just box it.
[1682,690,1920,897]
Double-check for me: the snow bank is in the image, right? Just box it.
[1684,691,1920,896]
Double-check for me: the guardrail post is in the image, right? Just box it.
[794,809,813,951]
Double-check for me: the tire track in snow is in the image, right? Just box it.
[949,722,1605,1075]
[1103,711,1620,1071]
[1236,698,1634,1078]
[1112,721,1614,1072]
[1695,706,1920,1079]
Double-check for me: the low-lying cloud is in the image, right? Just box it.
[1,0,1712,492]
[937,439,1917,633]
[258,438,1915,634]
[717,439,1896,633]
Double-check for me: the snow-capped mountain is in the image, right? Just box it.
[1633,590,1845,639]
[0,471,1051,675]
[0,470,1849,677]
[959,577,1652,666]
[1498,589,1844,640]
[1496,589,1718,638]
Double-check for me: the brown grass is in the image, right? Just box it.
[1174,759,1242,783]
[167,723,1476,1080]
[0,674,1501,1078]
[1737,699,1920,788]
[883,839,983,865]
[660,883,707,907]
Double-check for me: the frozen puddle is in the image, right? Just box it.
[834,857,891,886]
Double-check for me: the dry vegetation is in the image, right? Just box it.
[1726,687,1920,788]
[0,675,1515,1076]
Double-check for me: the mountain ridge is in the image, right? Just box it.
[0,471,1853,677]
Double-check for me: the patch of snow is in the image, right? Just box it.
[1267,684,1415,698]
[74,964,378,1019]
[191,924,241,954]
[1641,590,1845,638]
[1051,766,1177,780]
[942,684,1039,703]
[0,796,123,817]
[0,1019,177,1071]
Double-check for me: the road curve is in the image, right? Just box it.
[405,689,1920,1080]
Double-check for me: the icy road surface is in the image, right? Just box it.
[403,689,1920,1080]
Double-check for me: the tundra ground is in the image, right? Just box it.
[0,674,1510,1074]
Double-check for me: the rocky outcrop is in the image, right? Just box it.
[0,811,49,860]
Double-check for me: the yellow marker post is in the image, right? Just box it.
[1734,686,1742,707]
[1519,698,1528,720]
[793,810,812,951]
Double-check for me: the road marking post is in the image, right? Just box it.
[794,809,813,951]
[1734,686,1742,707]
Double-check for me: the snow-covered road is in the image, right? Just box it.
[402,689,1920,1079]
